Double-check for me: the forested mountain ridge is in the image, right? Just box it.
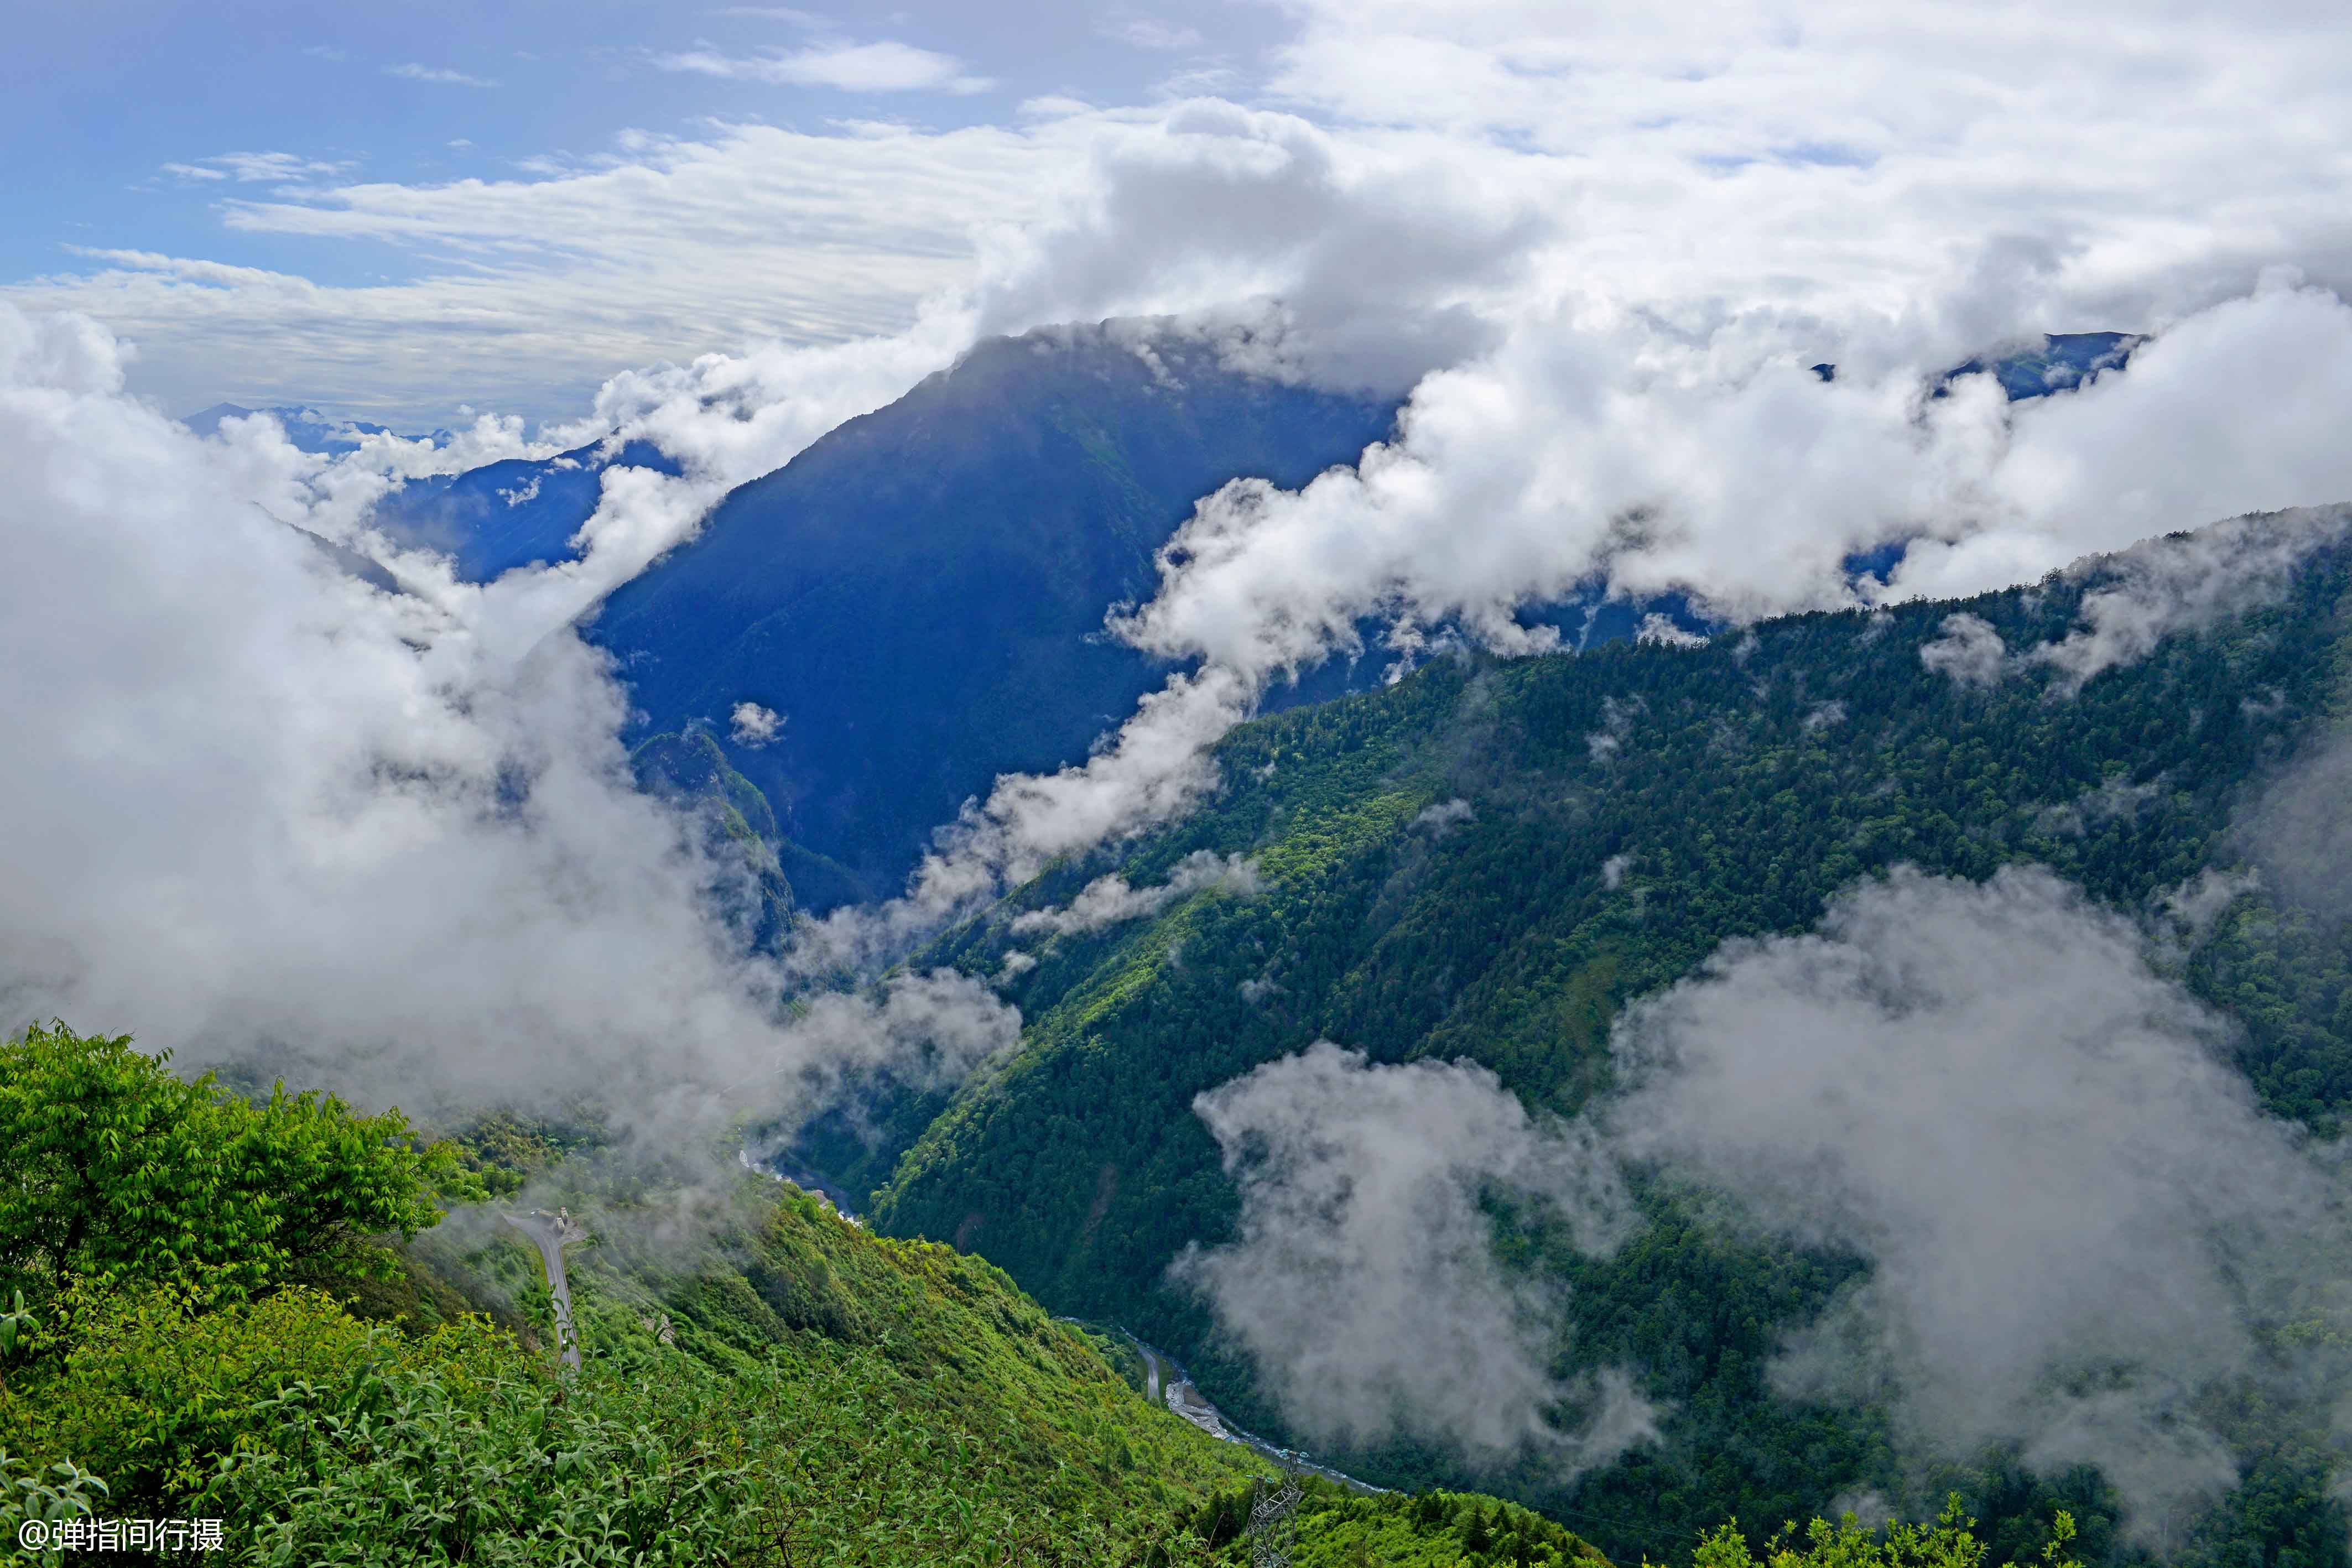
[858,504,2352,1565]
[354,321,2129,904]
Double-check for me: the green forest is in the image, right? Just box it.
[857,523,2352,1567]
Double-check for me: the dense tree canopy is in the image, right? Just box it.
[857,528,2352,1565]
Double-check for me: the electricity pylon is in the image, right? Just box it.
[1247,1464,1302,1568]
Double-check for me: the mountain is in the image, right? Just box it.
[853,505,2352,1563]
[1941,331,2140,401]
[365,323,2139,903]
[371,437,681,581]
[1808,331,2141,398]
[183,403,446,455]
[586,325,1403,896]
[628,727,867,937]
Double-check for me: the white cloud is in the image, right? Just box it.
[1105,17,1206,51]
[1110,282,2352,693]
[707,6,826,21]
[164,152,355,186]
[1635,613,1705,649]
[657,40,992,94]
[2027,503,2352,691]
[1411,797,1474,834]
[387,62,499,88]
[11,121,1074,422]
[217,152,357,183]
[1008,850,1257,936]
[776,664,1260,971]
[1918,612,2007,689]
[730,701,783,746]
[1172,1041,1651,1470]
[14,0,2352,441]
[2242,737,2352,924]
[1608,866,2344,1535]
[971,101,1548,395]
[1176,864,2352,1517]
[0,301,1019,1149]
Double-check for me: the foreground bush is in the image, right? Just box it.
[0,1023,464,1304]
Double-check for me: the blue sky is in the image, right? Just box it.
[8,1,2348,431]
[3,1,1271,291]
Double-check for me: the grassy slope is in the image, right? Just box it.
[4,1128,1598,1565]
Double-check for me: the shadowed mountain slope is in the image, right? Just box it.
[586,325,1401,894]
[368,324,2137,899]
[372,437,682,582]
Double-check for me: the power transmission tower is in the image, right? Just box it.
[1247,1465,1302,1568]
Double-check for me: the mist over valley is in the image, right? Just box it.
[8,5,2352,1562]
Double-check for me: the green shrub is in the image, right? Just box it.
[0,1280,379,1511]
[1679,1499,2077,1568]
[0,1023,470,1304]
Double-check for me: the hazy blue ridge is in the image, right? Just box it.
[372,437,681,581]
[585,326,1402,894]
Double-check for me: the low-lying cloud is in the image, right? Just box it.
[0,303,1011,1153]
[730,701,784,747]
[1113,283,2352,691]
[1610,866,2345,1534]
[1172,1041,1652,1472]
[1919,612,2007,688]
[2240,734,2352,925]
[1178,866,2351,1527]
[1010,850,1258,937]
[2029,504,2352,691]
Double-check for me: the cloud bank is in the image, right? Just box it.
[1113,282,2352,689]
[1172,1042,1651,1472]
[0,303,1009,1148]
[1179,868,2351,1525]
[1610,867,2344,1531]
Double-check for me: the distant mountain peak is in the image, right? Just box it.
[181,402,441,455]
